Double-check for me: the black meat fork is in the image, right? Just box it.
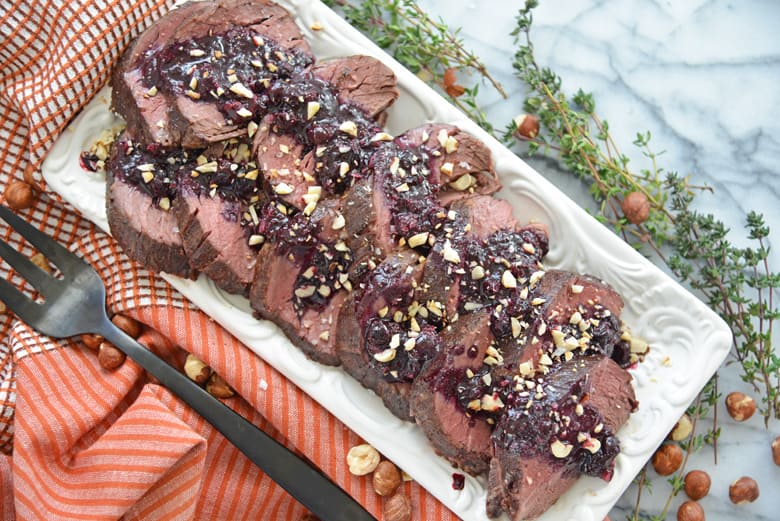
[0,205,375,521]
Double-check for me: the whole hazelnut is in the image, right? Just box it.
[184,354,212,385]
[513,114,540,139]
[651,443,683,476]
[112,314,142,339]
[670,414,693,441]
[729,476,759,505]
[725,391,756,422]
[206,373,235,399]
[382,493,412,521]
[677,500,704,521]
[5,180,35,210]
[683,470,711,500]
[346,443,380,476]
[98,341,126,370]
[772,436,780,466]
[81,333,104,350]
[621,191,651,225]
[373,460,402,497]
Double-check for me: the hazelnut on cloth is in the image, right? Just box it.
[346,443,380,476]
[373,460,402,496]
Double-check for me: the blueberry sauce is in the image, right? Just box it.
[451,473,465,490]
[140,27,313,125]
[492,361,621,479]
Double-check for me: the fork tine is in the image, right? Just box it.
[0,235,59,296]
[0,206,83,278]
[0,276,44,326]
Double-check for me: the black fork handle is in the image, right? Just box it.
[98,319,376,521]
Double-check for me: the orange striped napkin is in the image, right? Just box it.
[0,1,460,519]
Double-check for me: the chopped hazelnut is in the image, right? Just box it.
[725,391,756,422]
[621,191,651,225]
[346,443,380,476]
[382,493,412,521]
[5,180,35,210]
[98,341,126,370]
[651,443,683,476]
[772,436,780,466]
[373,460,402,497]
[111,314,142,339]
[677,500,704,521]
[184,354,212,385]
[729,476,759,504]
[683,470,711,500]
[206,373,235,399]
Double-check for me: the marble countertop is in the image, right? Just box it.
[416,0,780,519]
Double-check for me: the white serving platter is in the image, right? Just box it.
[41,1,733,519]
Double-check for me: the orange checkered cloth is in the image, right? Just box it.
[0,1,458,519]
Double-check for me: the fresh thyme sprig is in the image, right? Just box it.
[510,0,778,426]
[323,0,503,132]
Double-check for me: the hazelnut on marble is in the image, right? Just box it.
[725,391,756,422]
[670,414,693,441]
[677,500,704,521]
[683,470,711,500]
[729,476,759,505]
[651,443,683,476]
[621,191,650,225]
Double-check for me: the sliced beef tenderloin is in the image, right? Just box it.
[487,355,637,521]
[253,114,318,211]
[448,195,518,239]
[250,244,346,366]
[399,123,500,199]
[409,309,495,475]
[105,136,196,278]
[112,0,313,148]
[173,177,263,296]
[335,251,434,421]
[497,270,626,376]
[312,55,399,124]
[248,202,351,366]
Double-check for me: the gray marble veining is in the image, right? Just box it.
[418,0,780,519]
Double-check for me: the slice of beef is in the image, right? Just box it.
[105,135,196,279]
[312,55,399,124]
[499,270,626,375]
[253,115,317,211]
[173,177,261,296]
[399,123,500,197]
[487,355,637,520]
[249,245,345,366]
[448,195,518,239]
[335,251,429,421]
[112,0,312,148]
[247,201,351,366]
[107,174,194,278]
[409,309,495,475]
